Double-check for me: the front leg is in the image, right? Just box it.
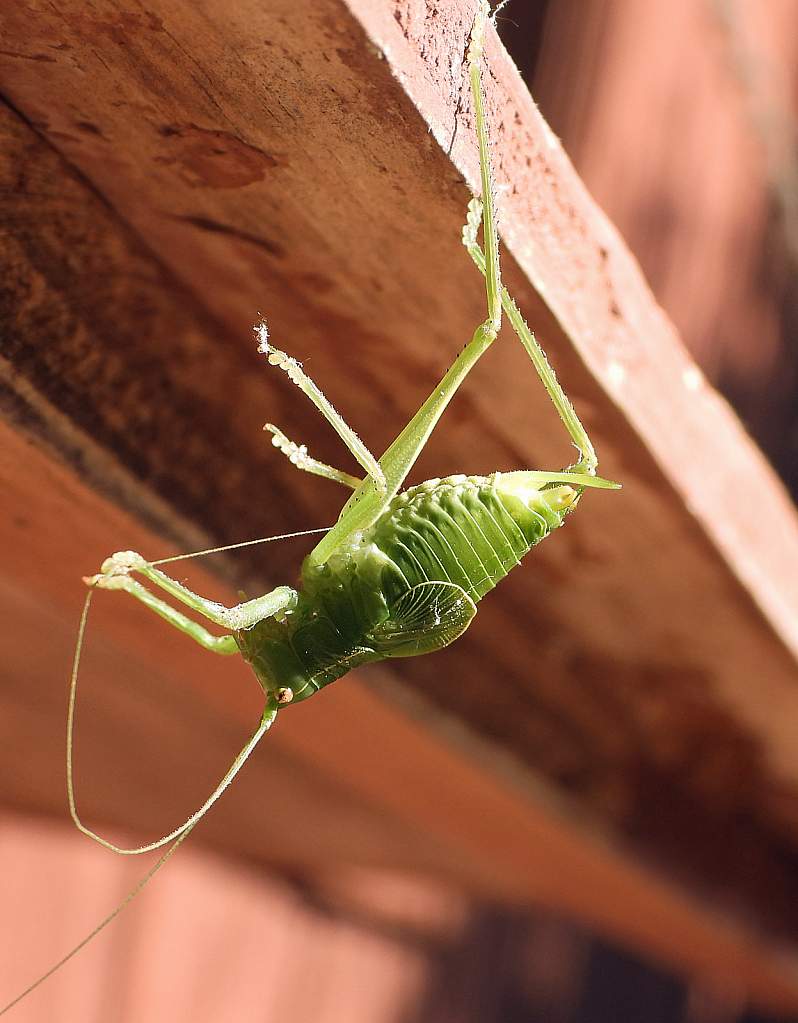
[87,550,298,652]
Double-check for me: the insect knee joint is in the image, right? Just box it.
[85,550,149,588]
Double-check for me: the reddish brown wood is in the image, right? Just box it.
[533,0,798,479]
[3,0,798,1015]
[0,811,435,1022]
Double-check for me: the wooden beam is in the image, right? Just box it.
[3,0,798,1013]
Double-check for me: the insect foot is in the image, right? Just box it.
[83,550,149,588]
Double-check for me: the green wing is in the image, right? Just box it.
[369,581,477,657]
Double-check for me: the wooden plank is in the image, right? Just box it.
[3,415,798,1017]
[3,0,798,1013]
[0,813,434,1022]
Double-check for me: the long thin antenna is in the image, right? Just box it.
[151,525,330,566]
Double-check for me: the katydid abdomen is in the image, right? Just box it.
[236,472,578,705]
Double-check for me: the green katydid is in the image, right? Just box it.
[1,1,617,1013]
[74,0,617,845]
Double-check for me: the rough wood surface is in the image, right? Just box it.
[3,0,798,1013]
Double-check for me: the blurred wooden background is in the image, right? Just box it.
[508,0,798,501]
[2,0,798,1021]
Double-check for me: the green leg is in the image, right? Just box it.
[87,551,298,651]
[462,209,598,475]
[307,2,503,568]
[254,2,501,569]
[265,0,613,574]
[256,326,386,495]
[264,423,361,489]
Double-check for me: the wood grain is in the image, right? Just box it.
[3,0,798,1013]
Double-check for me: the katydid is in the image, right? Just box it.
[80,0,616,743]
[1,1,617,1012]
